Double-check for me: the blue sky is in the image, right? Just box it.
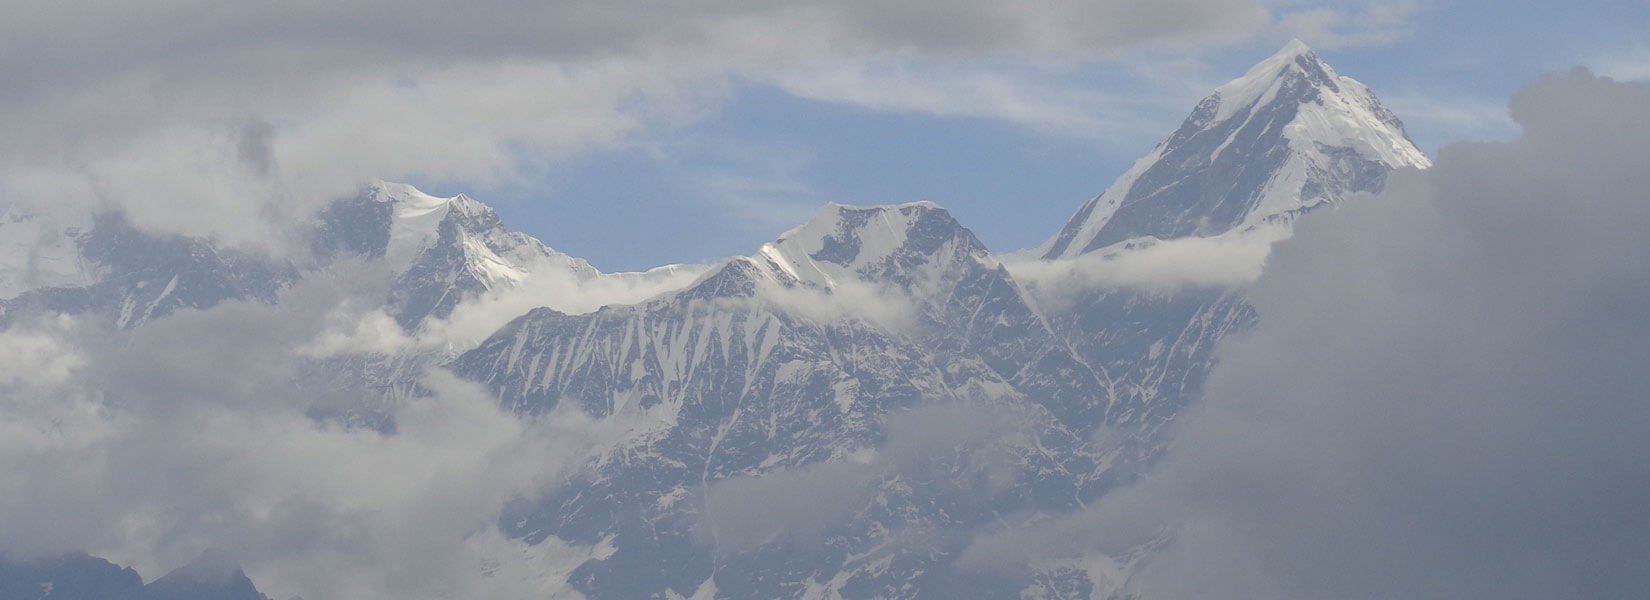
[3,1,1646,268]
[443,1,1650,271]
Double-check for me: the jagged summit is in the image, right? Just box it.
[1040,40,1430,260]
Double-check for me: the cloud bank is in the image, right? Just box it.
[963,69,1650,599]
[0,276,642,600]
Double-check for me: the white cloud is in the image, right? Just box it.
[297,305,415,359]
[0,282,642,600]
[1004,225,1289,307]
[755,276,924,335]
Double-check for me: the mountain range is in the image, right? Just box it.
[0,41,1427,599]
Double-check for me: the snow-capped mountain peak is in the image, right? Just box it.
[755,201,990,289]
[1207,38,1322,123]
[1040,40,1429,260]
[367,180,471,273]
[355,181,603,327]
[1203,40,1427,168]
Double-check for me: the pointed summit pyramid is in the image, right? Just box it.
[1040,40,1429,260]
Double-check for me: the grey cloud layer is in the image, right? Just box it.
[963,69,1650,599]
